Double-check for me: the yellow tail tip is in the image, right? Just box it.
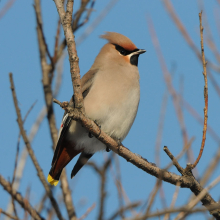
[47,174,59,186]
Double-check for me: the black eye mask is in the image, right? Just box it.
[114,44,140,66]
[114,44,139,56]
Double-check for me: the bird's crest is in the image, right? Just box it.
[100,32,137,51]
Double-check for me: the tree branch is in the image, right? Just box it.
[53,98,220,218]
[54,0,84,111]
[9,73,63,220]
[191,11,208,169]
[0,175,44,220]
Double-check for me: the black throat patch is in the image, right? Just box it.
[130,54,139,66]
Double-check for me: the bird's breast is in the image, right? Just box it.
[84,67,140,140]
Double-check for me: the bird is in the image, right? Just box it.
[47,32,146,186]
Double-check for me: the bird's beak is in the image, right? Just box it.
[136,49,146,55]
[130,49,146,57]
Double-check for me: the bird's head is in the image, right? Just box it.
[96,32,146,67]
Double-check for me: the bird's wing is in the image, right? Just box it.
[48,69,98,185]
[81,68,98,98]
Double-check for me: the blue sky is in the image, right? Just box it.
[1,0,220,219]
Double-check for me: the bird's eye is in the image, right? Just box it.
[119,48,126,55]
[114,44,130,56]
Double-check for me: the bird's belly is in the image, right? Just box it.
[85,85,140,141]
[66,75,140,154]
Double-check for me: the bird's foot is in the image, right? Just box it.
[88,120,101,138]
[116,138,122,146]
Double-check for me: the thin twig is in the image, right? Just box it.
[163,182,180,220]
[5,105,48,218]
[0,208,20,220]
[0,175,44,220]
[113,154,125,218]
[78,203,96,220]
[107,202,141,220]
[9,73,63,220]
[127,204,220,220]
[87,156,112,220]
[191,11,208,169]
[52,19,61,64]
[163,138,195,171]
[37,192,47,213]
[145,179,162,217]
[164,146,185,175]
[110,154,137,218]
[34,0,58,149]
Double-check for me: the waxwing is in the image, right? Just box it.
[48,32,146,186]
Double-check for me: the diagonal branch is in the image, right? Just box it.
[9,73,63,220]
[54,98,220,218]
[0,175,44,220]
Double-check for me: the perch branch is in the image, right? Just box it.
[53,97,220,219]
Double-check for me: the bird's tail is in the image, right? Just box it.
[47,140,82,186]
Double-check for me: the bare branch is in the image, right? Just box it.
[145,179,162,216]
[54,0,84,111]
[175,175,220,220]
[0,175,44,220]
[163,182,180,220]
[34,0,58,148]
[9,73,63,220]
[191,11,208,169]
[127,204,220,220]
[0,208,20,220]
[78,203,96,220]
[107,202,141,220]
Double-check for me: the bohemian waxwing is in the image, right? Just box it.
[47,32,146,186]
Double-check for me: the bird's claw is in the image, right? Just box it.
[88,120,101,138]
